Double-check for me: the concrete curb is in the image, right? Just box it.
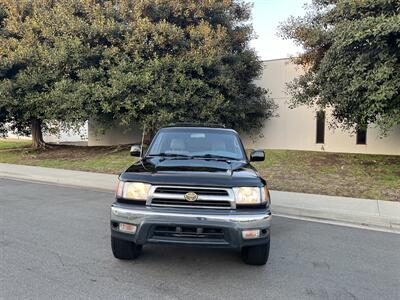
[1,163,399,232]
[0,163,116,191]
[271,204,400,231]
[270,190,400,231]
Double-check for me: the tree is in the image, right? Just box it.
[88,0,276,137]
[0,0,276,148]
[0,0,111,147]
[279,0,400,133]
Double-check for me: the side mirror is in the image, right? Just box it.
[250,149,265,162]
[130,145,141,157]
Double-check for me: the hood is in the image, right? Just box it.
[154,159,233,174]
[120,157,265,187]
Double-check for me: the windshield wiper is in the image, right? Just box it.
[147,153,191,158]
[191,154,239,161]
[148,153,240,161]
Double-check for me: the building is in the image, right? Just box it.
[44,122,88,145]
[88,58,400,155]
[241,58,400,155]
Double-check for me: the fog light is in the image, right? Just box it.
[242,229,260,239]
[118,223,137,234]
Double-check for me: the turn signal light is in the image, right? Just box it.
[116,180,124,198]
[242,229,260,239]
[264,186,270,206]
[118,223,137,234]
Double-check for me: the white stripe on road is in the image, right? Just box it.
[274,213,400,234]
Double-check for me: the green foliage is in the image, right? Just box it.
[280,0,400,133]
[0,0,275,140]
[0,0,98,138]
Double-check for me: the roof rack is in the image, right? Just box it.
[164,123,226,128]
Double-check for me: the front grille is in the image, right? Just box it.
[152,226,225,240]
[151,198,231,208]
[149,185,234,209]
[154,187,228,196]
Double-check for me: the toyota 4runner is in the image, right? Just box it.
[110,125,271,265]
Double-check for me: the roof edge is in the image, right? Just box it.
[261,57,299,63]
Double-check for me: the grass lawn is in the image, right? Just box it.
[1,139,399,201]
[0,139,32,149]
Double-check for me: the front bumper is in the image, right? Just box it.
[110,203,271,249]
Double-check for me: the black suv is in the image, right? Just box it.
[111,125,271,265]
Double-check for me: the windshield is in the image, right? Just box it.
[147,128,246,160]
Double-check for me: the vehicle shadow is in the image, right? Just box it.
[138,244,244,266]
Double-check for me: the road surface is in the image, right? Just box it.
[0,179,399,299]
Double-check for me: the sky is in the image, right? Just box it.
[249,0,311,60]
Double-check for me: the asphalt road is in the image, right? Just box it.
[1,179,399,300]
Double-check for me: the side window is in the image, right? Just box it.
[316,111,325,144]
[356,128,367,145]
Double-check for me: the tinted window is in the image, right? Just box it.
[316,111,325,144]
[147,129,245,160]
[356,128,367,145]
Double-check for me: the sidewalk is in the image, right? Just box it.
[1,163,399,232]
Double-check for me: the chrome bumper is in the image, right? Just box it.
[111,204,271,249]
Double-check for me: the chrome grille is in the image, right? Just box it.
[148,186,235,209]
[154,187,229,196]
[151,198,231,208]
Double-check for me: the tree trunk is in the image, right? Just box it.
[31,119,45,149]
[143,128,155,145]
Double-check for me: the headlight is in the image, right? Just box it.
[116,181,151,201]
[233,187,262,205]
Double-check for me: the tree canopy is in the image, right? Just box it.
[0,0,275,147]
[280,0,400,133]
[0,0,103,146]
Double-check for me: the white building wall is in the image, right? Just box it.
[241,58,400,155]
[4,133,31,140]
[88,121,142,146]
[43,122,88,144]
[85,58,400,155]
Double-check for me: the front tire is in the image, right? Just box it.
[111,237,142,260]
[241,240,270,265]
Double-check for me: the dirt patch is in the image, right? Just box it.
[20,144,130,159]
[255,150,400,202]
